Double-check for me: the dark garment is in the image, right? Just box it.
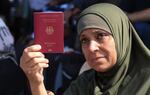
[0,17,31,95]
[0,54,30,95]
[64,68,150,95]
[44,52,85,94]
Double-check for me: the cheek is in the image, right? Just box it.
[82,47,89,60]
[106,42,117,65]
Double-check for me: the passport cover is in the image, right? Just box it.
[34,12,64,53]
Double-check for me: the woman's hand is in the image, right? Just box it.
[20,44,49,85]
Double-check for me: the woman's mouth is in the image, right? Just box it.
[92,56,105,62]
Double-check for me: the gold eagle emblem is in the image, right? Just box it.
[46,26,54,35]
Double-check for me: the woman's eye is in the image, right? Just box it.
[80,38,89,45]
[96,33,106,40]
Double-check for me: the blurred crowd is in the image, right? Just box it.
[0,0,149,95]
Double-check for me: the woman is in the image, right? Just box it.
[20,3,150,95]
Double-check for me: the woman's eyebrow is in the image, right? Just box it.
[94,29,108,32]
[93,29,111,35]
[79,34,86,39]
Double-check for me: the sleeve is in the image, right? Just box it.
[63,81,79,95]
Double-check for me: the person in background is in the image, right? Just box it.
[20,3,150,95]
[0,18,15,54]
[0,17,28,95]
[119,0,150,49]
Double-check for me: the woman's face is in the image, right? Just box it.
[80,28,117,72]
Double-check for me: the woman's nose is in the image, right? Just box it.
[88,40,100,52]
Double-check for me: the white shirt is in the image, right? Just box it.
[0,18,14,52]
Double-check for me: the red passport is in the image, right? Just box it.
[34,12,64,53]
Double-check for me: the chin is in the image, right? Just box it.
[94,66,110,72]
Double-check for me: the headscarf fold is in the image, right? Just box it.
[77,3,150,95]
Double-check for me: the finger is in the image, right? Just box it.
[25,44,42,52]
[20,57,49,72]
[22,52,45,63]
[27,63,49,75]
[20,45,44,65]
[27,57,49,67]
[22,44,42,61]
[27,52,44,58]
[20,58,49,73]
